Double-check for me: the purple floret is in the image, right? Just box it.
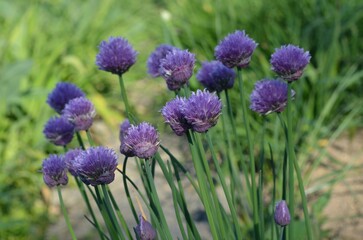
[160,49,195,91]
[183,89,222,133]
[96,37,137,75]
[119,119,135,157]
[196,60,235,93]
[250,79,295,115]
[62,97,96,131]
[47,82,85,114]
[74,146,118,186]
[215,30,257,69]
[274,200,291,227]
[42,154,68,188]
[270,44,311,82]
[161,97,190,136]
[43,116,75,146]
[123,122,159,159]
[147,44,178,77]
[64,148,83,176]
[134,215,157,240]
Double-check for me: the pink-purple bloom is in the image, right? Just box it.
[47,82,85,114]
[122,122,159,159]
[250,79,295,115]
[196,60,235,93]
[183,90,222,133]
[134,215,157,240]
[270,44,311,82]
[160,49,195,91]
[74,147,118,186]
[274,200,291,227]
[119,119,134,157]
[96,37,137,75]
[215,30,257,69]
[64,148,83,176]
[43,116,75,146]
[42,154,68,188]
[62,97,96,131]
[161,97,190,136]
[147,44,178,77]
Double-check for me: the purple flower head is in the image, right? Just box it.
[147,44,178,77]
[196,60,235,93]
[64,148,83,176]
[183,89,222,133]
[161,97,190,136]
[43,116,75,146]
[270,44,311,82]
[134,215,157,240]
[119,119,135,157]
[215,30,257,69]
[42,154,68,188]
[74,146,118,186]
[250,79,295,115]
[62,97,96,131]
[47,82,85,114]
[123,122,159,159]
[274,200,291,227]
[160,49,195,91]
[96,37,137,75]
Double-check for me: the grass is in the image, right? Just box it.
[0,0,362,238]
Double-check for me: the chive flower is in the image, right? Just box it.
[74,146,118,186]
[147,44,178,77]
[42,154,68,188]
[215,30,257,69]
[62,97,96,131]
[119,119,135,157]
[135,215,157,240]
[96,37,137,75]
[183,89,222,133]
[43,116,75,146]
[196,60,235,93]
[47,82,85,114]
[161,97,190,136]
[160,49,195,91]
[274,200,291,227]
[122,122,159,159]
[64,148,83,177]
[270,44,311,82]
[250,79,295,115]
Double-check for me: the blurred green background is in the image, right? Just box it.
[1,0,362,239]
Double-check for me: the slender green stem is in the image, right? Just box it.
[225,89,251,192]
[106,186,133,239]
[258,118,266,238]
[286,83,295,239]
[237,67,259,240]
[206,132,243,240]
[122,157,138,222]
[293,155,313,240]
[186,131,219,239]
[86,130,94,146]
[76,132,85,150]
[118,74,133,123]
[57,186,77,240]
[75,177,105,240]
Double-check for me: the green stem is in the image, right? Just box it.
[286,83,295,239]
[225,89,251,193]
[237,67,259,240]
[76,132,85,150]
[118,74,134,123]
[293,155,313,240]
[86,130,94,146]
[206,132,243,240]
[57,186,77,240]
[122,157,138,222]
